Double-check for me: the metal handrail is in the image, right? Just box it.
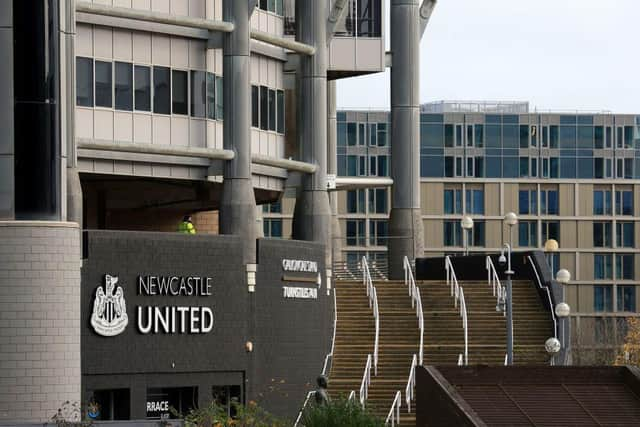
[504,354,508,366]
[385,391,402,426]
[359,354,372,408]
[405,354,417,413]
[527,256,558,339]
[486,256,506,316]
[293,391,314,427]
[362,257,379,375]
[404,256,424,365]
[458,354,464,366]
[445,256,468,366]
[348,390,356,401]
[321,288,338,376]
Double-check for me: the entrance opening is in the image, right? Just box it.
[91,388,130,420]
[146,386,198,419]
[212,385,243,418]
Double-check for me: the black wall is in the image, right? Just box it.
[81,231,332,421]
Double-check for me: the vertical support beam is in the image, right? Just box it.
[63,0,83,229]
[388,0,425,279]
[0,1,14,220]
[327,79,342,263]
[13,0,62,220]
[292,0,331,263]
[220,0,257,264]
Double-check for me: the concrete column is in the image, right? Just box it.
[292,0,332,264]
[0,1,14,220]
[327,80,342,263]
[388,0,424,279]
[220,0,257,264]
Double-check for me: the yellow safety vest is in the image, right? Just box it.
[179,221,196,234]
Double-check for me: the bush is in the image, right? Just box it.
[301,397,384,427]
[178,399,286,427]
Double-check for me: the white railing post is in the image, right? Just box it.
[445,256,468,366]
[362,257,379,378]
[405,354,417,413]
[404,256,424,366]
[385,391,402,426]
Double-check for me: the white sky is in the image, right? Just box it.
[336,0,640,113]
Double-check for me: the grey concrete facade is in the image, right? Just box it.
[388,0,425,278]
[220,0,257,264]
[292,0,332,263]
[0,222,81,423]
[0,2,13,221]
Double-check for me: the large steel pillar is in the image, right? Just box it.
[327,80,342,263]
[388,0,425,279]
[292,0,332,264]
[220,0,257,264]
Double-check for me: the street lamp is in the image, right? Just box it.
[544,238,559,276]
[556,269,571,285]
[554,270,572,366]
[461,215,474,256]
[502,212,517,365]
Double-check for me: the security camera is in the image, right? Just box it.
[498,254,507,266]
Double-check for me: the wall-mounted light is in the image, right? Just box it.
[245,341,253,353]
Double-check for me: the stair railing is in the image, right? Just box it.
[385,391,402,426]
[504,354,508,366]
[321,287,338,376]
[404,256,424,365]
[405,354,417,412]
[293,391,314,427]
[527,255,558,340]
[486,256,506,315]
[445,256,468,366]
[458,354,463,366]
[348,390,356,401]
[359,354,372,408]
[362,256,379,375]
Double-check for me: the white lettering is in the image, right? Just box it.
[282,259,318,273]
[201,307,214,333]
[282,286,318,299]
[137,306,152,333]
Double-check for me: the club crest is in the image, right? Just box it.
[91,274,128,337]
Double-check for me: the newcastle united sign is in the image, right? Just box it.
[91,274,214,337]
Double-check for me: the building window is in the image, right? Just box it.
[443,221,462,247]
[215,75,224,119]
[369,188,388,214]
[346,189,366,214]
[114,62,133,111]
[369,220,388,246]
[593,190,612,215]
[95,60,112,108]
[262,201,281,213]
[518,221,537,247]
[259,0,283,15]
[594,285,613,312]
[616,222,634,248]
[471,220,485,247]
[268,89,276,131]
[263,219,282,238]
[465,189,484,215]
[171,70,188,115]
[540,189,558,215]
[377,156,388,176]
[519,190,537,215]
[593,222,612,247]
[277,90,284,133]
[153,66,171,114]
[617,285,636,312]
[206,72,216,119]
[92,389,130,420]
[189,70,206,118]
[134,65,151,111]
[346,220,366,246]
[616,190,633,215]
[444,189,462,215]
[355,0,382,37]
[76,57,94,107]
[377,123,388,146]
[594,254,613,280]
[251,85,259,127]
[616,254,634,280]
[541,221,560,244]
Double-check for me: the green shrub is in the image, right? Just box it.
[177,399,286,427]
[301,397,385,427]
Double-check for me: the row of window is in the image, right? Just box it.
[518,190,559,215]
[338,154,389,177]
[346,219,388,246]
[427,123,640,150]
[594,254,634,280]
[346,189,388,214]
[284,0,382,38]
[251,85,285,134]
[435,155,638,179]
[258,0,284,15]
[594,285,636,313]
[594,190,634,215]
[420,113,640,126]
[592,222,635,248]
[338,122,389,147]
[76,57,223,119]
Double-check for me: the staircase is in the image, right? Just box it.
[333,260,388,281]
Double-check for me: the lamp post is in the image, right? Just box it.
[555,269,571,365]
[544,238,559,276]
[461,215,474,256]
[503,212,518,365]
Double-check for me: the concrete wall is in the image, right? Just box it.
[80,231,331,421]
[0,222,81,423]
